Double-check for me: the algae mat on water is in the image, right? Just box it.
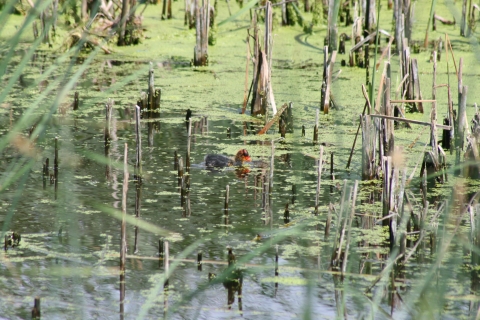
[1,0,480,319]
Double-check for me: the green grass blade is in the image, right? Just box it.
[218,0,259,26]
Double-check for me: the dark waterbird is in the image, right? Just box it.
[204,149,252,168]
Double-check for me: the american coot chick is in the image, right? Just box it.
[205,149,251,168]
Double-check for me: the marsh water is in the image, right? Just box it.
[1,0,480,319]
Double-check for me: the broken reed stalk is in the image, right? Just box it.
[262,173,268,214]
[374,66,386,113]
[224,184,229,215]
[54,137,58,176]
[447,85,455,153]
[40,9,49,44]
[361,115,376,180]
[265,1,277,116]
[333,181,349,268]
[284,203,290,223]
[250,3,276,116]
[148,65,154,116]
[54,137,58,198]
[434,14,455,27]
[341,180,358,274]
[321,46,328,113]
[105,99,113,151]
[42,158,49,189]
[458,56,464,98]
[355,85,377,163]
[315,146,324,215]
[135,105,142,181]
[186,119,192,172]
[361,83,373,114]
[183,187,191,217]
[194,0,210,66]
[154,89,161,113]
[384,77,395,156]
[159,239,164,257]
[73,91,79,110]
[461,0,468,36]
[431,52,439,158]
[382,156,398,250]
[269,142,275,210]
[257,103,288,135]
[242,35,250,114]
[321,47,336,114]
[174,151,178,170]
[120,143,128,318]
[197,252,202,271]
[105,99,114,179]
[401,45,412,106]
[180,174,186,209]
[285,102,294,133]
[185,0,192,27]
[291,184,296,204]
[325,203,332,240]
[117,0,129,46]
[425,0,437,47]
[457,58,467,150]
[420,166,428,208]
[32,297,41,319]
[397,168,408,260]
[177,156,184,187]
[390,99,435,103]
[346,91,369,169]
[162,0,167,19]
[330,152,334,193]
[411,59,424,113]
[275,244,279,276]
[349,31,377,54]
[162,0,172,19]
[458,85,468,150]
[164,240,170,287]
[369,114,452,130]
[375,36,394,71]
[327,0,339,51]
[134,175,142,220]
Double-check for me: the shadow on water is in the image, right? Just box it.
[294,33,324,52]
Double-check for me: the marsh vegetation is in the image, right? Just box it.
[1,0,480,319]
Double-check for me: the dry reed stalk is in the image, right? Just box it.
[375,36,395,71]
[257,103,288,135]
[135,105,142,181]
[341,180,358,274]
[242,35,250,114]
[315,146,324,215]
[120,143,128,318]
[369,114,452,130]
[224,184,229,215]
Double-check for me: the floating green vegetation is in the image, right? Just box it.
[1,0,480,318]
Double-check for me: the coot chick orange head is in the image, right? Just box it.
[205,149,251,168]
[235,149,251,163]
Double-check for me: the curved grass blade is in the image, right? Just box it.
[218,0,259,26]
